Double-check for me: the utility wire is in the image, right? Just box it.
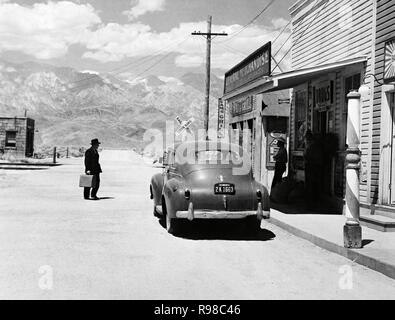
[271,20,292,46]
[216,42,248,58]
[218,0,275,44]
[65,37,190,93]
[272,32,293,58]
[63,36,191,90]
[272,0,328,71]
[111,36,190,76]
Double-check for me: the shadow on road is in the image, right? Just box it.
[98,197,115,200]
[157,218,276,241]
[271,201,342,215]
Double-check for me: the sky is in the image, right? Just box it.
[0,0,295,80]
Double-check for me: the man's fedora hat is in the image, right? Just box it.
[91,138,101,145]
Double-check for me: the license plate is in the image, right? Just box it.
[214,183,235,195]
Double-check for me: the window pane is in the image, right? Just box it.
[5,131,16,147]
[295,91,307,150]
[353,74,361,89]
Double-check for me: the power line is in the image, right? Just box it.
[272,20,292,45]
[218,0,275,44]
[213,42,247,58]
[272,32,293,58]
[63,36,191,90]
[64,37,190,93]
[272,0,328,72]
[111,36,190,76]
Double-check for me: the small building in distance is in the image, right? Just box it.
[0,117,35,158]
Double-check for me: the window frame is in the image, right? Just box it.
[294,89,308,151]
[5,130,17,148]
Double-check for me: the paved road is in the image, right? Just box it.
[1,150,395,299]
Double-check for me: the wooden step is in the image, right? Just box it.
[360,214,395,232]
[360,204,395,220]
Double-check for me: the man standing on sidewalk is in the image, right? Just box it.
[304,131,323,206]
[84,138,102,200]
[271,137,288,191]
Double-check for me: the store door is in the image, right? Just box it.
[391,93,395,204]
[313,110,328,135]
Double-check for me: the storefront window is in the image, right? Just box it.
[344,74,361,106]
[295,90,307,150]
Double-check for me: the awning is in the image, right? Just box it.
[222,56,367,100]
[261,91,290,117]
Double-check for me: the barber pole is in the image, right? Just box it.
[344,90,362,248]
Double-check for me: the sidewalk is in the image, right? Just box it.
[265,204,395,280]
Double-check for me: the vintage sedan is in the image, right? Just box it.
[150,140,270,234]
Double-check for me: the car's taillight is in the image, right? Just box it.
[256,189,262,200]
[185,189,191,200]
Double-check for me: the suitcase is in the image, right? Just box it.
[79,174,97,188]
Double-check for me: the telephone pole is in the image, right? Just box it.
[192,16,227,140]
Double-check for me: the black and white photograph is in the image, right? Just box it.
[1,0,395,308]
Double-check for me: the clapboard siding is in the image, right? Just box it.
[289,0,375,200]
[377,0,394,13]
[370,0,395,204]
[292,14,373,66]
[291,0,374,70]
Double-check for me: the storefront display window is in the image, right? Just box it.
[344,74,361,107]
[295,90,307,150]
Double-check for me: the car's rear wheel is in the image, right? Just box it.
[162,199,179,235]
[166,213,180,235]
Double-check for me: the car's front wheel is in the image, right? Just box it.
[153,204,160,217]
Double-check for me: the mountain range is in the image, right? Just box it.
[0,59,224,151]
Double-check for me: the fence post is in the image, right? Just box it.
[53,147,56,164]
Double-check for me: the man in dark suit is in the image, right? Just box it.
[271,137,288,191]
[84,138,102,200]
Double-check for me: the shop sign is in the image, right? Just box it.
[384,39,395,82]
[217,98,225,139]
[230,96,254,116]
[224,42,271,94]
[313,80,334,110]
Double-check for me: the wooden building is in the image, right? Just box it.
[221,0,395,227]
[285,0,395,221]
[0,117,35,158]
[222,42,291,188]
[373,0,395,207]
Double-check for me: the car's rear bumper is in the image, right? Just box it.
[175,206,270,221]
[176,210,256,219]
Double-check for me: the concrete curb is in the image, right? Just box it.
[268,216,395,280]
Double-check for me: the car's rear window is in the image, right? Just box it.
[195,150,242,164]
